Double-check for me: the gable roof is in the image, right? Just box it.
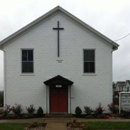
[0,6,119,50]
[126,80,130,85]
[116,81,125,87]
[44,75,73,86]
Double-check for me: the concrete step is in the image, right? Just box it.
[45,114,72,118]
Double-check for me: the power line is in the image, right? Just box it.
[115,32,130,42]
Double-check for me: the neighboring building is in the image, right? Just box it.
[113,82,116,95]
[0,6,119,114]
[113,81,130,105]
[115,82,125,92]
[125,80,130,92]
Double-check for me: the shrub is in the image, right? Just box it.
[4,104,11,116]
[37,107,44,117]
[67,119,95,130]
[75,106,82,117]
[84,106,93,115]
[26,122,39,129]
[97,114,110,119]
[108,103,119,114]
[93,103,105,117]
[26,104,35,115]
[67,120,85,130]
[11,103,22,115]
[25,122,46,130]
[6,114,19,119]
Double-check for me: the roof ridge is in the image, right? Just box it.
[0,6,119,50]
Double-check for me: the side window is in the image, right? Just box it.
[22,50,33,73]
[84,50,95,73]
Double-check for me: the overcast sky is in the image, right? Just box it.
[0,0,130,90]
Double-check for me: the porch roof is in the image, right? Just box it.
[44,75,73,86]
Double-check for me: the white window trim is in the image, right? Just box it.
[82,73,97,76]
[83,49,96,75]
[20,74,35,76]
[21,48,34,74]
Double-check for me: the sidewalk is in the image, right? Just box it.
[0,118,71,123]
[0,117,130,123]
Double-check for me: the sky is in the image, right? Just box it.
[0,0,130,90]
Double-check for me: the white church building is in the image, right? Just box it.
[0,6,119,114]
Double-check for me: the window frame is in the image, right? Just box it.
[21,49,34,73]
[83,49,96,74]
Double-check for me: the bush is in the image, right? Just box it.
[93,103,105,117]
[26,122,39,129]
[75,106,82,117]
[37,107,44,117]
[67,119,95,130]
[84,106,93,115]
[6,114,19,119]
[11,104,22,115]
[26,104,35,115]
[97,114,110,119]
[25,122,46,130]
[108,103,119,114]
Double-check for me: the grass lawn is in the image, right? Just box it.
[0,123,27,130]
[0,122,130,130]
[83,122,130,130]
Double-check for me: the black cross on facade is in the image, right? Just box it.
[53,21,64,57]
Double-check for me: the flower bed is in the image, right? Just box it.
[67,119,95,130]
[25,122,46,130]
[0,104,45,119]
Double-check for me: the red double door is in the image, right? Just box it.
[50,88,68,113]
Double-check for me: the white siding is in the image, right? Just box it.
[3,13,113,113]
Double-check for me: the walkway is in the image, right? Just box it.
[45,118,71,130]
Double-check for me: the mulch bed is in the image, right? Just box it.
[25,123,46,130]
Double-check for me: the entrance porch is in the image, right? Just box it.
[44,75,73,114]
